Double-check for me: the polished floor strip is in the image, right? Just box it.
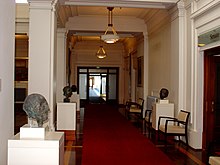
[64,141,74,165]
[177,146,205,165]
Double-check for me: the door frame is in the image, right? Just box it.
[77,66,119,105]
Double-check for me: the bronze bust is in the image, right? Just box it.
[63,86,72,102]
[23,93,50,127]
[159,88,169,100]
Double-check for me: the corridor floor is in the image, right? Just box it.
[64,104,208,165]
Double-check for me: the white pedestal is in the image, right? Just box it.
[8,132,64,165]
[158,99,169,104]
[20,124,47,139]
[57,102,76,130]
[152,103,174,130]
[70,93,80,111]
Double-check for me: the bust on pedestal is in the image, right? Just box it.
[8,93,64,165]
[152,88,174,130]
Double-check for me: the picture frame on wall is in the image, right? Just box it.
[137,56,143,87]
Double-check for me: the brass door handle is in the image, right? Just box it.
[212,101,215,112]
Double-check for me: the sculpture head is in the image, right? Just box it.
[23,93,50,127]
[63,86,72,102]
[159,88,169,100]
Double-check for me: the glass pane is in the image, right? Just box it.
[101,77,106,95]
[109,69,117,73]
[89,69,107,73]
[89,76,101,97]
[108,74,116,99]
[101,76,106,101]
[90,73,100,76]
[79,69,87,73]
[79,74,87,99]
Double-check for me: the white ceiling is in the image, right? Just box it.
[57,0,177,41]
[57,0,177,27]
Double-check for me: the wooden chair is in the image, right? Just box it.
[158,110,190,147]
[125,98,144,120]
[144,109,152,137]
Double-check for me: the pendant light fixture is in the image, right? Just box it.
[101,7,119,44]
[96,46,107,59]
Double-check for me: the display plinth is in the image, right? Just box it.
[20,124,47,139]
[152,103,174,130]
[8,132,64,165]
[158,99,169,104]
[57,102,76,130]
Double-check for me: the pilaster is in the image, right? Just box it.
[143,32,149,117]
[56,28,67,102]
[143,32,149,109]
[177,0,187,111]
[28,0,57,130]
[170,0,187,111]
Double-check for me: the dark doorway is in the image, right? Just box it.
[78,67,119,107]
[203,46,220,151]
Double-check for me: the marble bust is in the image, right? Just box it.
[23,93,50,127]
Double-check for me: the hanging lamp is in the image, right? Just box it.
[101,7,119,44]
[96,46,107,59]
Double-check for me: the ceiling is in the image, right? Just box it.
[56,0,177,42]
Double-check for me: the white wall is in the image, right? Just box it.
[148,23,172,99]
[0,0,15,164]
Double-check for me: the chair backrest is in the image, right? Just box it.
[137,98,144,108]
[177,110,190,125]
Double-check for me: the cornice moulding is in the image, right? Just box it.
[28,0,56,10]
[64,0,176,9]
[191,0,220,19]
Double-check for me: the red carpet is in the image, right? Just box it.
[82,104,174,165]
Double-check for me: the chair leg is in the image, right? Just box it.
[157,131,160,141]
[185,135,188,147]
[148,125,151,138]
[165,134,167,149]
[143,120,146,133]
[126,112,130,120]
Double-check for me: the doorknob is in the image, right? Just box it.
[212,101,215,112]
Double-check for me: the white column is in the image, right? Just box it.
[0,1,15,164]
[177,1,187,110]
[170,0,186,111]
[56,28,67,102]
[143,32,149,110]
[28,0,57,130]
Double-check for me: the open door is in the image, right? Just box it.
[78,67,118,106]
